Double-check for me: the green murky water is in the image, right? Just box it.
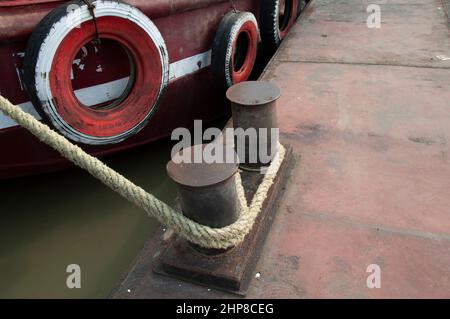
[0,139,177,298]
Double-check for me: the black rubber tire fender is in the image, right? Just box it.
[260,0,298,54]
[211,11,259,89]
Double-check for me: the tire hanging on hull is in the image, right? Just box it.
[211,11,260,89]
[260,0,299,54]
[23,0,169,145]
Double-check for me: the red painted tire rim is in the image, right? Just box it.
[231,21,258,85]
[49,16,163,138]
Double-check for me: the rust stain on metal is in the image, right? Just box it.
[167,143,240,232]
[227,81,281,170]
[153,145,294,295]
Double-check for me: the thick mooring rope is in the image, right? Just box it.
[0,95,285,249]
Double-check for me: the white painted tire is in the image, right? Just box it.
[260,0,299,54]
[211,11,259,89]
[23,0,169,145]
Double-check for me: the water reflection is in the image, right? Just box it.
[0,138,176,298]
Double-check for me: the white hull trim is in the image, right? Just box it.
[0,50,212,130]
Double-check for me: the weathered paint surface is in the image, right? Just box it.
[249,0,450,298]
[112,0,450,298]
[0,0,260,178]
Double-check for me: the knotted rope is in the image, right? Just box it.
[0,95,285,249]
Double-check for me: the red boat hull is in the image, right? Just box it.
[0,0,266,179]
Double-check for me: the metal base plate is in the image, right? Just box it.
[153,145,293,295]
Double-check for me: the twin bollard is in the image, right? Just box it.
[166,81,280,250]
[158,81,285,294]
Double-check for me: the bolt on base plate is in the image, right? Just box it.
[152,144,294,295]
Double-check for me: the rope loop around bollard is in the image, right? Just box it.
[0,95,285,249]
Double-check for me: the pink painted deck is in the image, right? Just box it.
[252,0,450,298]
[113,0,450,298]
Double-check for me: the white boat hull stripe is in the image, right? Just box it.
[0,50,212,130]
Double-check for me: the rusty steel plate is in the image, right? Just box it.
[153,145,293,295]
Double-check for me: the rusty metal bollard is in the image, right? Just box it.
[226,81,281,171]
[166,143,240,254]
[156,88,290,293]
